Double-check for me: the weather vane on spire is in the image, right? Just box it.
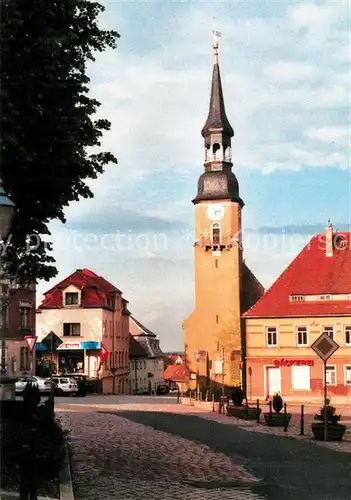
[212,30,221,64]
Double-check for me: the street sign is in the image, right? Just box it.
[311,332,339,443]
[24,335,37,352]
[311,332,339,361]
[41,331,63,353]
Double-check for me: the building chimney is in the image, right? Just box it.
[325,220,333,257]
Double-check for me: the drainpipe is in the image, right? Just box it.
[135,358,138,394]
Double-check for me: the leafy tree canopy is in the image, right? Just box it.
[1,0,119,283]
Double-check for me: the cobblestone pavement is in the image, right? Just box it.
[116,409,351,500]
[58,411,265,500]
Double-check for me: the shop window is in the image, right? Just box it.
[345,366,351,385]
[65,292,79,306]
[266,326,277,347]
[345,326,351,346]
[63,323,81,337]
[296,326,308,346]
[291,366,310,390]
[326,366,336,386]
[20,306,31,329]
[322,325,334,340]
[20,347,30,371]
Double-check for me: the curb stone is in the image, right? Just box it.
[60,442,74,500]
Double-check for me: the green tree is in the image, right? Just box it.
[1,0,119,283]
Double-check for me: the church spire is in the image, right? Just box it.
[193,32,243,207]
[201,31,234,138]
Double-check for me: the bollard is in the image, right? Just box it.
[269,400,272,417]
[177,389,180,404]
[300,404,304,436]
[283,403,288,432]
[212,393,215,412]
[256,399,260,423]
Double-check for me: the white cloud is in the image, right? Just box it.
[306,126,349,143]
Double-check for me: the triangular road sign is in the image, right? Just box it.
[24,335,37,352]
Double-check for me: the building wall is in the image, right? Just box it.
[37,301,130,393]
[129,357,148,393]
[246,316,351,399]
[184,200,243,388]
[1,285,36,376]
[129,357,164,394]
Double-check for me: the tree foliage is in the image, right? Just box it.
[1,0,119,283]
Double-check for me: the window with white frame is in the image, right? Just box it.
[345,366,351,385]
[65,292,79,306]
[322,325,334,340]
[326,365,336,386]
[291,366,310,390]
[63,323,81,337]
[266,326,277,347]
[345,326,351,346]
[296,326,308,346]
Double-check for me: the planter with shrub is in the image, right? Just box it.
[311,399,347,441]
[263,394,291,427]
[1,383,67,499]
[227,393,261,420]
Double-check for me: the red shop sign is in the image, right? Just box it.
[274,359,314,368]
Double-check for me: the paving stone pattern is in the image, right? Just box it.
[59,411,265,500]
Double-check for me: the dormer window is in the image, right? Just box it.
[65,292,79,306]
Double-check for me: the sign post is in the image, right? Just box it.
[195,350,201,401]
[311,332,339,441]
[24,335,37,375]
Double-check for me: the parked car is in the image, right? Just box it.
[15,376,51,394]
[51,376,78,396]
[61,374,94,396]
[156,384,170,395]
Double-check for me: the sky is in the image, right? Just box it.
[36,0,350,352]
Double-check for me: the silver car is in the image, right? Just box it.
[15,376,52,393]
[51,376,78,396]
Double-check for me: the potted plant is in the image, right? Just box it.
[227,387,261,420]
[263,393,292,427]
[311,399,347,441]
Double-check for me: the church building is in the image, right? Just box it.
[183,34,264,393]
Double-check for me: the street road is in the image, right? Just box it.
[56,396,351,500]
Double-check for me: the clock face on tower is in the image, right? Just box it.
[207,204,225,221]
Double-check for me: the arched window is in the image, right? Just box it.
[212,223,221,245]
[212,143,220,160]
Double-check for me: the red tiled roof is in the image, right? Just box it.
[38,268,123,309]
[164,363,189,382]
[244,232,351,317]
[166,354,185,364]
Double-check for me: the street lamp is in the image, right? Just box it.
[0,178,16,377]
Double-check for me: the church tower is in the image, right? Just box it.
[184,33,246,391]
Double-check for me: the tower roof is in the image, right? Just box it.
[201,35,234,138]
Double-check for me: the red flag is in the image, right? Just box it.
[25,335,37,352]
[100,343,109,363]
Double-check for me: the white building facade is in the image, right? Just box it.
[129,316,164,393]
[36,269,130,394]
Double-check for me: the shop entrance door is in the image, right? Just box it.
[266,367,281,396]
